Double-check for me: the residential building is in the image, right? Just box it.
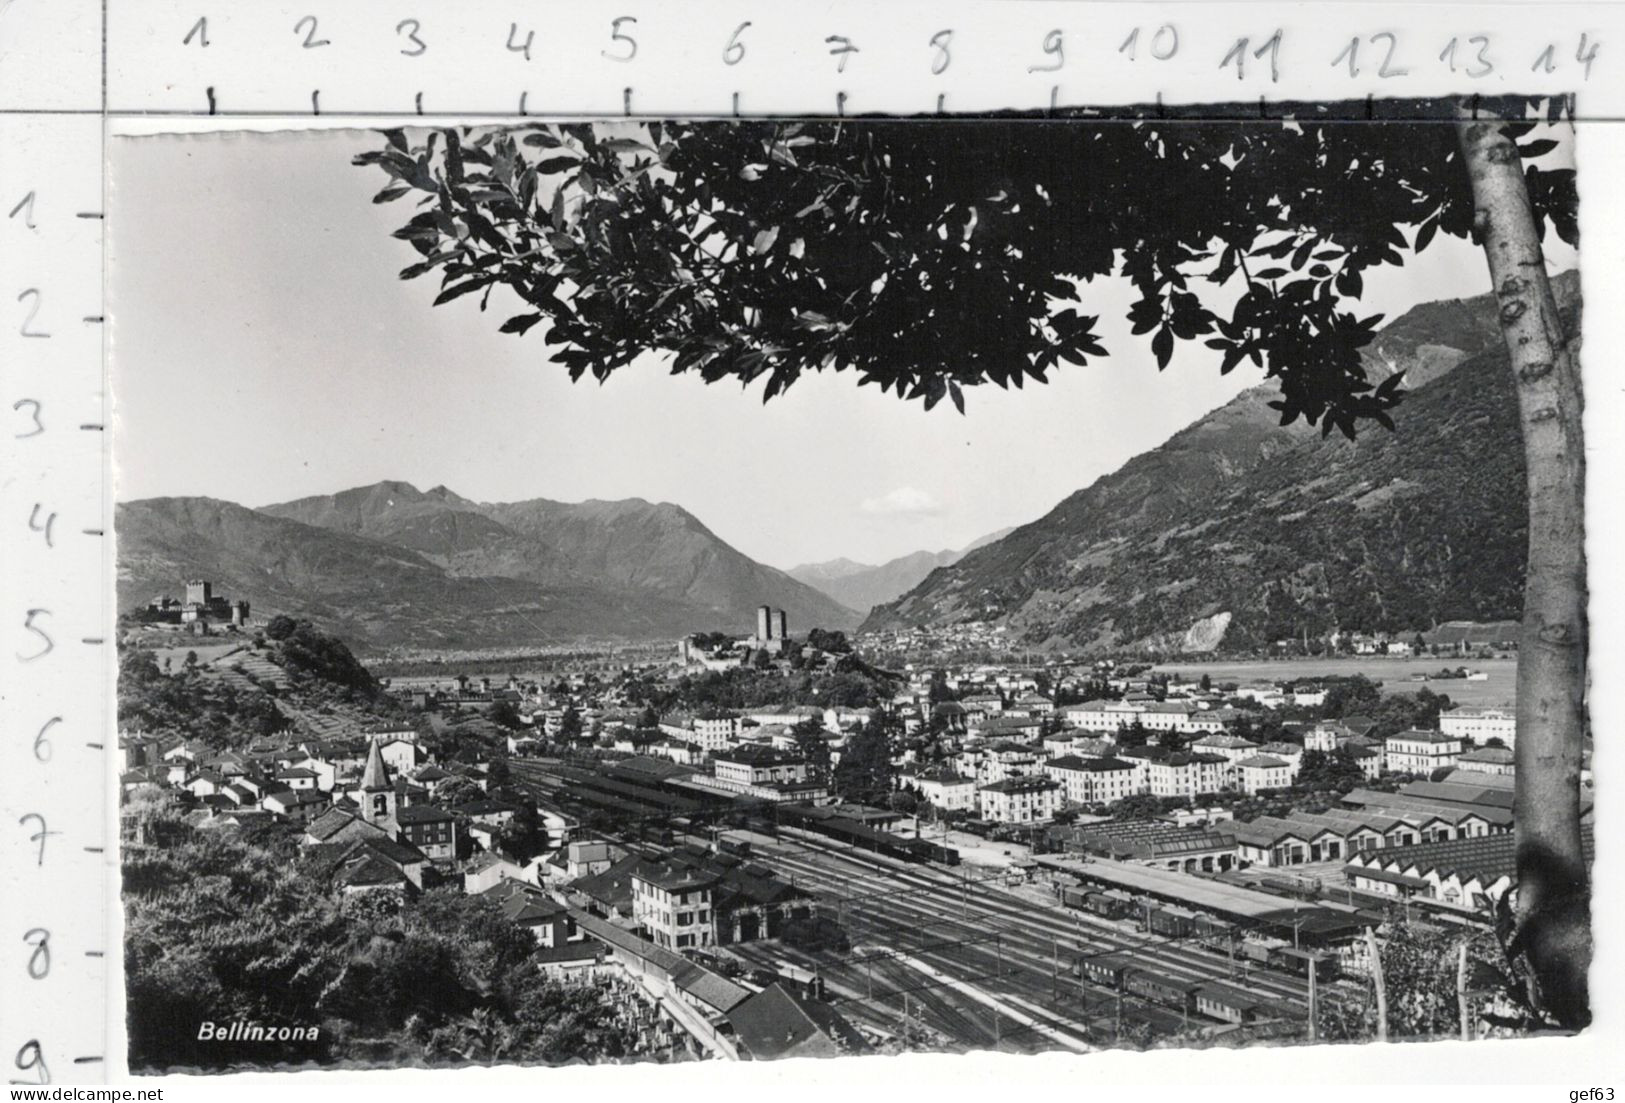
[896,765,978,812]
[713,746,809,788]
[1384,730,1464,775]
[394,804,458,863]
[1043,755,1138,805]
[978,775,1063,824]
[632,861,719,950]
[1234,755,1293,795]
[1438,706,1517,749]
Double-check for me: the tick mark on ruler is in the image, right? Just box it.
[84,846,103,854]
[84,950,105,958]
[73,1056,104,1065]
[86,742,104,750]
[76,211,105,220]
[80,423,104,431]
[83,315,104,324]
[82,637,105,645]
[83,527,104,536]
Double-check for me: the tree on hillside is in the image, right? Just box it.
[363,98,1586,1026]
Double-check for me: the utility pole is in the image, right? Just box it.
[1457,940,1471,1042]
[1053,937,1060,1000]
[1307,954,1319,1043]
[1366,928,1389,1042]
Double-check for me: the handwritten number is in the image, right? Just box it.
[13,398,44,439]
[18,289,50,338]
[1372,32,1408,78]
[19,813,59,867]
[294,16,329,49]
[396,19,426,57]
[34,717,58,763]
[11,1040,49,1085]
[28,503,56,548]
[603,16,638,62]
[1029,29,1064,73]
[1577,34,1600,80]
[8,192,37,231]
[929,29,953,76]
[19,608,53,661]
[724,21,751,66]
[24,929,50,980]
[1122,25,1179,61]
[1223,30,1282,82]
[182,17,209,48]
[826,35,859,73]
[506,23,534,62]
[1441,35,1494,78]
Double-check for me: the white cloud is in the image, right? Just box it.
[859,486,945,517]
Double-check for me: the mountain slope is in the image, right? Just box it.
[861,272,1579,653]
[263,482,855,633]
[789,528,1022,614]
[116,497,703,649]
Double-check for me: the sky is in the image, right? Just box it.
[108,124,1574,572]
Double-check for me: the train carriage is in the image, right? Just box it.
[1269,945,1341,982]
[1123,969,1200,1016]
[1075,951,1135,988]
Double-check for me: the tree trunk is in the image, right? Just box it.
[1455,109,1590,1030]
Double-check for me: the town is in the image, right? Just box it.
[119,587,1590,1065]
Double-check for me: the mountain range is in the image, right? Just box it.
[860,270,1580,653]
[788,528,1016,615]
[118,484,859,651]
[118,272,1574,657]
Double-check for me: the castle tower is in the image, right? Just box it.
[774,609,788,640]
[756,604,773,642]
[185,580,213,606]
[359,736,396,826]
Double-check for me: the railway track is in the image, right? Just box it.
[752,827,1323,1014]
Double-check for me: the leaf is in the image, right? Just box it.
[1255,267,1289,280]
[752,226,780,255]
[1151,327,1174,370]
[373,185,411,204]
[1413,217,1440,254]
[1516,139,1559,159]
[433,276,497,306]
[535,155,582,175]
[499,314,544,336]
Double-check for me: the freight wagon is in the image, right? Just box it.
[1060,886,1135,920]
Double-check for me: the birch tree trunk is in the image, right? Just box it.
[1455,110,1590,1029]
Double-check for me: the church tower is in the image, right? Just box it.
[359,735,396,826]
